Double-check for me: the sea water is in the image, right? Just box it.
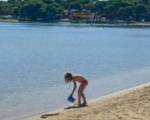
[0,22,150,120]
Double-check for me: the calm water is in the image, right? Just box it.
[0,22,150,120]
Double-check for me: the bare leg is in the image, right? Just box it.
[78,84,87,106]
[81,93,87,105]
[78,92,82,105]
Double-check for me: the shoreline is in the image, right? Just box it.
[1,20,150,27]
[23,82,150,120]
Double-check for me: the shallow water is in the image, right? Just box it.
[0,22,150,120]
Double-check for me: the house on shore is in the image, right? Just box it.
[69,9,94,23]
[69,9,107,23]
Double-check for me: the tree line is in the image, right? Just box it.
[0,0,150,22]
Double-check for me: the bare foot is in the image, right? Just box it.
[79,103,88,107]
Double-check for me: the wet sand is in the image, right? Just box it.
[24,83,150,120]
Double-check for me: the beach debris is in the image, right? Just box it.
[40,113,59,119]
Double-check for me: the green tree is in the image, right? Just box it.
[146,2,150,20]
[0,1,11,15]
[94,1,105,13]
[117,6,134,21]
[42,2,64,21]
[135,3,147,21]
[68,1,82,10]
[19,0,44,21]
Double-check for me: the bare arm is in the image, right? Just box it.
[70,80,77,96]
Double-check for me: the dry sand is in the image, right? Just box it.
[24,83,150,120]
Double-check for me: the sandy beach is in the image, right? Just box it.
[24,83,150,120]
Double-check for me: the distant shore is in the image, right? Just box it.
[0,19,19,23]
[23,82,150,120]
[1,19,150,27]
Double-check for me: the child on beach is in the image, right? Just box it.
[64,73,88,107]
